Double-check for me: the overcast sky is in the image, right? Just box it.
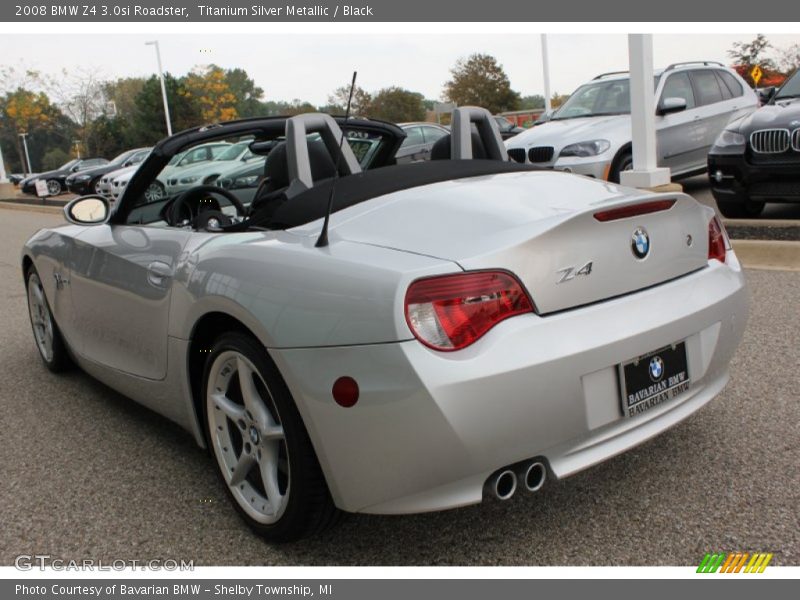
[1,33,796,105]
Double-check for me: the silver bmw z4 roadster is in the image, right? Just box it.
[22,107,748,541]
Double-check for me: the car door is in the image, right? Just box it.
[68,223,192,380]
[421,125,449,159]
[687,69,731,161]
[396,126,427,163]
[655,70,705,173]
[714,69,755,124]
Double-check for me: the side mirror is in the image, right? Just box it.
[71,165,81,172]
[64,195,110,225]
[758,86,777,104]
[657,97,688,115]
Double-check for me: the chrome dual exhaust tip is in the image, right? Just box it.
[489,469,518,501]
[486,460,547,501]
[521,461,547,493]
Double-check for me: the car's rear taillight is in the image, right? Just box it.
[708,216,728,263]
[404,271,534,351]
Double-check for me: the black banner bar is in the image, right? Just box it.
[2,0,798,22]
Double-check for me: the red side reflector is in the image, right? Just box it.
[594,199,676,222]
[332,376,359,407]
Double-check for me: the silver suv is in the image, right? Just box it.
[506,61,757,182]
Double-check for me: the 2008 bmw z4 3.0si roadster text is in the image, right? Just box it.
[21,107,748,542]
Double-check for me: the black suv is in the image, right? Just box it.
[708,69,800,218]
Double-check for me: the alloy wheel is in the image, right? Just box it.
[207,351,290,524]
[27,272,54,362]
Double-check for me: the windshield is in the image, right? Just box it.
[775,70,800,100]
[553,76,660,120]
[110,150,135,165]
[167,151,187,166]
[59,159,79,170]
[215,142,249,161]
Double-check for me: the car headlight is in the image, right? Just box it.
[180,176,200,184]
[710,129,746,154]
[559,139,611,158]
[74,174,91,182]
[232,175,259,189]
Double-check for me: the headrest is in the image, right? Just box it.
[430,133,489,161]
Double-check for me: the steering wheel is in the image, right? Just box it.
[168,185,247,230]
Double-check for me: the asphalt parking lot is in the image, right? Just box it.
[0,202,797,567]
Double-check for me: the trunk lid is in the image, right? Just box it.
[296,170,712,314]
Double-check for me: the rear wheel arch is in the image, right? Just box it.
[187,312,255,446]
[21,255,33,285]
[608,142,633,183]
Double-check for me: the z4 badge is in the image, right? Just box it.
[556,261,593,284]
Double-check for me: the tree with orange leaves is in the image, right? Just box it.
[183,65,239,124]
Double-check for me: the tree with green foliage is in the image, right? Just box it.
[327,84,372,116]
[443,53,521,114]
[519,94,545,110]
[367,87,426,122]
[132,74,200,145]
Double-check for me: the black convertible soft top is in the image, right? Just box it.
[266,160,540,229]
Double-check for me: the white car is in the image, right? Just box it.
[164,141,255,195]
[507,61,757,182]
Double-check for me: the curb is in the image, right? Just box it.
[732,240,800,272]
[0,201,63,215]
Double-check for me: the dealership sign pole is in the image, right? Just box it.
[620,34,670,189]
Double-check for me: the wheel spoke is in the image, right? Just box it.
[261,424,285,441]
[212,392,246,422]
[259,451,284,514]
[229,451,255,486]
[237,357,272,428]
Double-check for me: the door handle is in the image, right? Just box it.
[147,261,172,286]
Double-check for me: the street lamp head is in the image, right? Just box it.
[145,41,157,46]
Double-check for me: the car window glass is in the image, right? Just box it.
[660,72,696,109]
[422,126,448,143]
[209,145,229,158]
[690,70,724,106]
[717,70,744,98]
[714,72,733,100]
[401,127,424,147]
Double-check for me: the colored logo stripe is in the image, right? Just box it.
[697,552,773,573]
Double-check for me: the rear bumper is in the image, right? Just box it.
[270,256,748,514]
[708,153,800,204]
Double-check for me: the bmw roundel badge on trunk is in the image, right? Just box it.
[631,227,650,259]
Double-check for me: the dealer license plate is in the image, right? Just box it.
[620,342,690,418]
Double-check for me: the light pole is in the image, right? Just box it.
[0,144,8,184]
[541,34,552,115]
[19,132,32,176]
[73,140,81,159]
[145,40,173,136]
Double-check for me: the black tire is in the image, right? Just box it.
[609,151,633,183]
[46,179,62,195]
[25,266,72,372]
[716,199,765,219]
[201,332,340,542]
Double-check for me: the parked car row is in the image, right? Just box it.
[20,158,109,196]
[505,61,759,183]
